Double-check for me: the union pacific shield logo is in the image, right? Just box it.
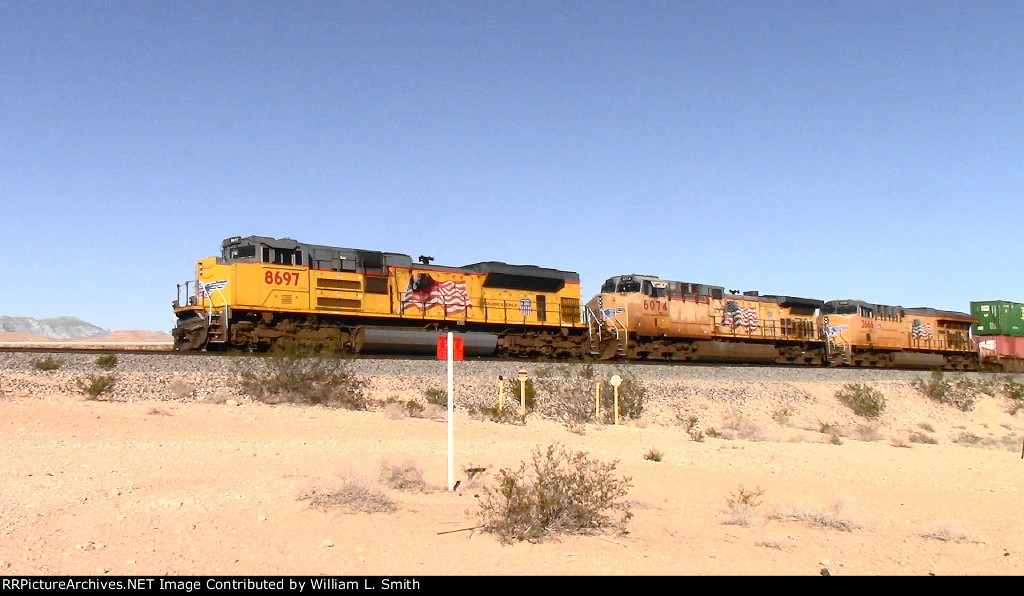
[520,298,532,317]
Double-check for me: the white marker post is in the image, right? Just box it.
[609,374,622,426]
[447,332,455,491]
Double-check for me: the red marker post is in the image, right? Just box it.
[438,334,464,491]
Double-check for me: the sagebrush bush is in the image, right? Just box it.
[643,447,664,462]
[79,374,117,399]
[95,354,118,369]
[533,364,599,427]
[722,486,765,527]
[240,346,367,408]
[605,368,646,422]
[378,459,431,492]
[1004,378,1024,402]
[297,472,395,513]
[422,387,447,407]
[33,356,63,371]
[913,370,977,412]
[769,501,861,532]
[835,383,887,419]
[477,443,632,543]
[508,375,537,413]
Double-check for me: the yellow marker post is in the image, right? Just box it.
[595,382,602,422]
[497,375,505,415]
[517,369,529,419]
[609,374,622,426]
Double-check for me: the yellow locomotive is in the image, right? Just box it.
[820,300,976,369]
[587,274,825,364]
[172,236,587,356]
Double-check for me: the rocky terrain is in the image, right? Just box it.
[2,354,1023,575]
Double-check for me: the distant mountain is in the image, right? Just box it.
[87,330,173,342]
[0,316,108,339]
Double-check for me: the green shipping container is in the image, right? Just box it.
[971,300,1024,337]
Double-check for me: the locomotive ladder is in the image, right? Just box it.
[585,307,628,358]
[826,333,852,365]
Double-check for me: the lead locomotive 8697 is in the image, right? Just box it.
[173,235,988,370]
[172,235,586,358]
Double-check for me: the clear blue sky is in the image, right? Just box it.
[2,1,1022,332]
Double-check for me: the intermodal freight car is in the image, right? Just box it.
[172,236,588,356]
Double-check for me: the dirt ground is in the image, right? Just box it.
[2,381,1023,577]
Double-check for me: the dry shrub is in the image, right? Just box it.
[772,404,796,425]
[909,430,938,444]
[240,347,367,409]
[378,459,431,492]
[79,374,117,400]
[853,423,883,442]
[913,370,977,412]
[33,356,63,371]
[297,472,395,513]
[1004,378,1024,406]
[95,354,118,369]
[819,421,845,445]
[720,411,767,442]
[953,431,983,445]
[381,401,407,419]
[678,414,706,441]
[167,379,194,400]
[922,520,974,543]
[769,502,861,532]
[835,383,887,419]
[477,443,632,544]
[422,388,447,407]
[721,486,765,527]
[643,447,664,462]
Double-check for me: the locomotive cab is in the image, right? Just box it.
[599,275,725,300]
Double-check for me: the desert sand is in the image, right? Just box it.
[1,362,1023,577]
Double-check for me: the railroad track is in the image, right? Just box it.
[0,342,174,355]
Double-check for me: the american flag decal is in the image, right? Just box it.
[401,274,469,315]
[911,320,933,340]
[197,279,228,299]
[519,298,532,317]
[720,300,760,332]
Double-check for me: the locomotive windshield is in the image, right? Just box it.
[601,277,642,293]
